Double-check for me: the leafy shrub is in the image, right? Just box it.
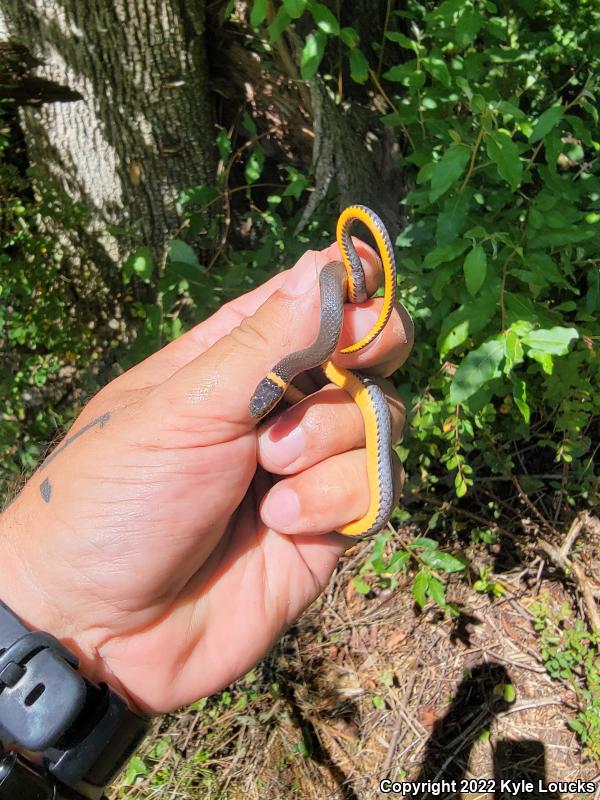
[0,115,100,492]
[247,0,600,514]
[532,598,600,766]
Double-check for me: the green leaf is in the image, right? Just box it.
[420,548,466,573]
[168,240,200,269]
[455,8,483,47]
[124,756,148,783]
[463,245,487,295]
[370,532,387,562]
[283,166,309,199]
[124,246,154,283]
[422,53,451,87]
[429,146,471,202]
[300,31,327,79]
[245,146,265,183]
[427,575,447,607]
[268,7,292,41]
[167,241,206,286]
[512,378,530,423]
[373,695,385,710]
[470,93,486,114]
[310,2,340,34]
[242,111,258,136]
[504,330,524,372]
[385,31,416,49]
[339,26,359,48]
[410,537,438,550]
[387,550,410,573]
[503,683,516,703]
[485,131,522,190]
[180,183,219,209]
[424,238,471,268]
[250,0,268,26]
[353,577,371,595]
[283,0,307,18]
[521,327,578,355]
[216,129,232,162]
[450,339,505,404]
[529,104,563,144]
[349,48,369,84]
[529,350,554,374]
[436,190,472,245]
[412,570,429,608]
[383,63,425,90]
[455,472,468,498]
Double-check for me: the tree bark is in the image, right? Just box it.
[0,0,216,269]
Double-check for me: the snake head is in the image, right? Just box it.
[248,375,285,419]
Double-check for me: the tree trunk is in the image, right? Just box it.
[0,0,216,270]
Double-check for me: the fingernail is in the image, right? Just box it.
[259,421,306,469]
[282,262,318,297]
[261,486,300,530]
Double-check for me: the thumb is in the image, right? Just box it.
[149,249,329,429]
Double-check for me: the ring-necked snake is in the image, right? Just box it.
[249,204,397,537]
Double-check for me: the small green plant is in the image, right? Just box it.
[473,565,506,598]
[353,530,466,616]
[532,598,600,766]
[470,527,498,546]
[493,681,516,704]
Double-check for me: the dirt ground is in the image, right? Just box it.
[113,531,599,800]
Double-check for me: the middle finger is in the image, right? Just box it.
[257,379,405,476]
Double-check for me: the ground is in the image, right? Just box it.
[112,525,599,800]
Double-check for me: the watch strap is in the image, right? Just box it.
[0,600,149,799]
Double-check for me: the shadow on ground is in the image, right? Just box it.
[412,663,560,799]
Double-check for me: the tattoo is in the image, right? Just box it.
[39,478,52,503]
[1,411,111,510]
[39,411,111,472]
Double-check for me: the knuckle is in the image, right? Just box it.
[302,401,336,449]
[228,313,272,355]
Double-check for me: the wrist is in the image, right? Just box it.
[0,504,132,709]
[0,595,150,799]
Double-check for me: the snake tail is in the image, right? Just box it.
[336,204,397,355]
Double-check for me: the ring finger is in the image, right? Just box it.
[260,448,404,535]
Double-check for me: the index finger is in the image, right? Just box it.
[109,238,387,391]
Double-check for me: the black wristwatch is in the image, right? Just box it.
[0,600,149,799]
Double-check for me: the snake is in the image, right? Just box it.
[248,204,397,537]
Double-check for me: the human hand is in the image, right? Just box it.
[0,239,412,714]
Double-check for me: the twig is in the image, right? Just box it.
[380,672,417,781]
[480,649,547,674]
[376,0,393,79]
[559,513,586,561]
[460,125,485,192]
[498,696,577,717]
[538,514,600,632]
[512,475,562,537]
[572,561,600,633]
[369,68,416,152]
